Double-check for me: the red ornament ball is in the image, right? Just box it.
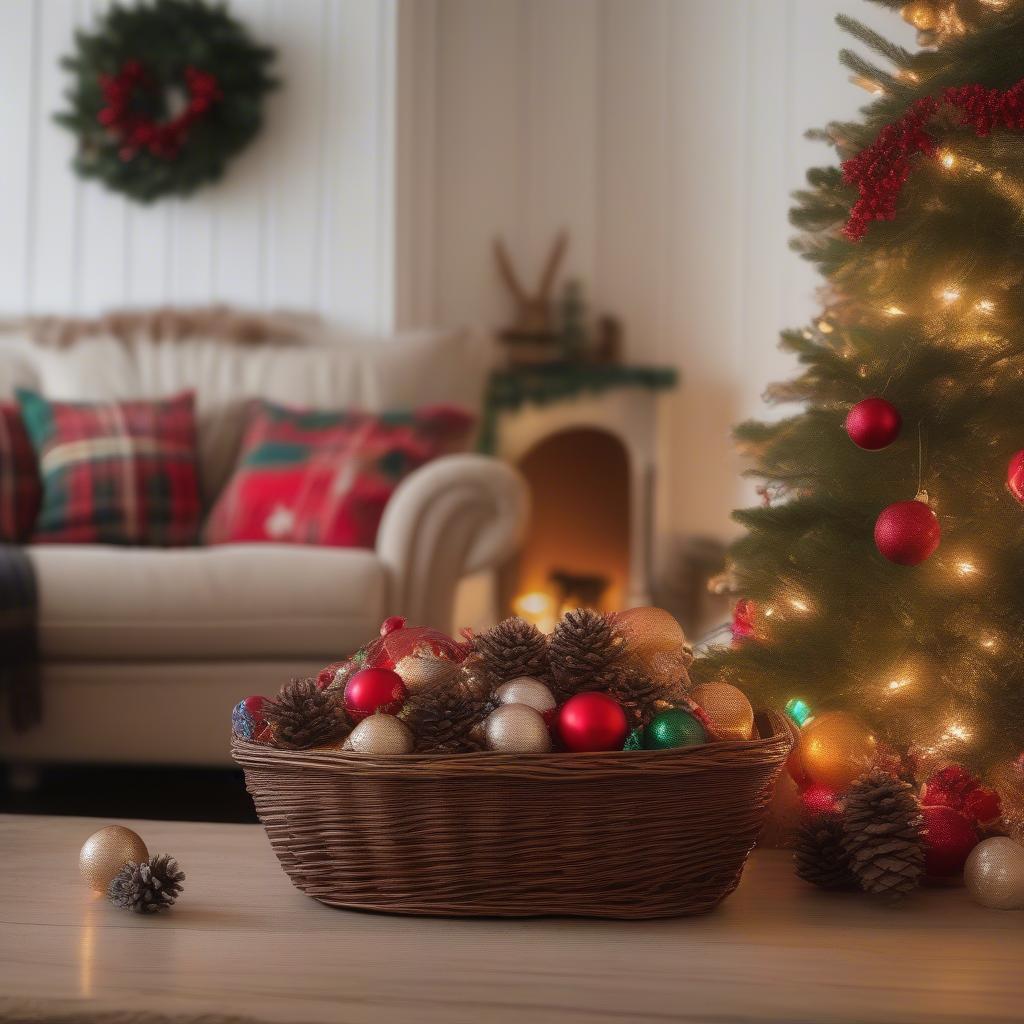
[874,498,940,565]
[846,397,902,450]
[922,804,978,879]
[800,783,841,816]
[1007,450,1024,505]
[557,692,629,752]
[343,668,407,723]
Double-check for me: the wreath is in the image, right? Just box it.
[56,0,277,202]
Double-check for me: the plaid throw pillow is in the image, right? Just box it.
[17,389,202,546]
[205,400,474,548]
[0,403,42,542]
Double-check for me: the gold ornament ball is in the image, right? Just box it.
[799,711,877,790]
[79,826,149,894]
[901,1,937,30]
[689,681,755,741]
[964,838,1024,910]
[494,677,556,713]
[394,653,458,693]
[614,606,690,684]
[485,703,552,753]
[343,713,414,754]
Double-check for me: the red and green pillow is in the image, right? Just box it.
[16,389,202,546]
[205,400,474,548]
[0,404,42,542]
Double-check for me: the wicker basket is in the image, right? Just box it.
[233,710,794,919]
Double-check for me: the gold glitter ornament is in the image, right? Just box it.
[613,606,691,685]
[79,826,149,893]
[689,681,755,741]
[494,677,556,713]
[800,711,877,791]
[342,713,415,754]
[394,651,459,693]
[484,703,552,753]
[964,837,1024,910]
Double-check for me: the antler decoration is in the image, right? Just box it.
[493,231,569,336]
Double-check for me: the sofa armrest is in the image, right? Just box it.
[375,454,529,631]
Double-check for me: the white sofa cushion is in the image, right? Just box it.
[28,544,388,661]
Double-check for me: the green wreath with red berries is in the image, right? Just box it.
[56,0,277,202]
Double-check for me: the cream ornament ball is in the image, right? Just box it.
[79,825,149,893]
[394,652,459,693]
[343,713,415,755]
[965,837,1024,910]
[494,677,556,713]
[485,703,552,753]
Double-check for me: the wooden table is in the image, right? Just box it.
[1,814,1022,1024]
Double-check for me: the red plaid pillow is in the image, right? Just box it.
[205,401,474,548]
[0,403,42,542]
[17,389,202,546]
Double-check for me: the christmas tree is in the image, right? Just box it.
[696,0,1024,778]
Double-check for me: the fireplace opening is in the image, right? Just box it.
[502,427,630,631]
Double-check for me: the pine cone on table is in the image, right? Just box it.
[108,854,185,914]
[548,608,626,702]
[472,617,550,684]
[264,677,348,750]
[607,665,689,728]
[399,667,496,753]
[842,768,925,901]
[794,813,857,891]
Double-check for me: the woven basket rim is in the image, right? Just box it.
[231,710,794,780]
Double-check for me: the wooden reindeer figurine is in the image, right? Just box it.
[493,231,568,361]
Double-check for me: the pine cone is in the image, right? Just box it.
[794,813,857,891]
[548,608,626,702]
[607,665,688,728]
[472,617,550,684]
[399,667,495,753]
[108,854,185,914]
[264,677,348,750]
[842,768,925,901]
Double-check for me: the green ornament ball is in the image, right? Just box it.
[623,727,644,751]
[644,708,707,750]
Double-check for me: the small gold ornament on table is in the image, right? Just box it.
[79,826,149,893]
[799,711,877,791]
[689,681,755,741]
[964,837,1024,910]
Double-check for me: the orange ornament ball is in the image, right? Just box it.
[689,681,754,741]
[799,711,877,790]
[613,606,689,684]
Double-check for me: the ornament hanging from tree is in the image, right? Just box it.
[56,0,277,202]
[874,493,941,565]
[1007,450,1024,505]
[845,397,902,450]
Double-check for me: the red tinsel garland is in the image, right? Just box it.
[98,60,222,161]
[842,79,1024,240]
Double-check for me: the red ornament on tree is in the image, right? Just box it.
[343,668,407,723]
[845,397,902,450]
[800,782,841,816]
[1007,450,1024,505]
[921,764,1001,827]
[874,494,940,565]
[557,692,629,752]
[922,804,978,879]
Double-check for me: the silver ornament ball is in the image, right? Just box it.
[494,677,556,713]
[965,837,1024,910]
[343,713,414,755]
[485,703,552,753]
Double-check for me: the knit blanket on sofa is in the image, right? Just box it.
[0,544,40,730]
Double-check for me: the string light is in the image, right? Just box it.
[884,304,905,317]
[975,299,995,313]
[788,596,811,614]
[850,75,885,96]
[943,721,972,744]
[939,149,957,169]
[940,286,962,304]
[817,319,834,334]
[887,675,912,692]
[956,560,977,577]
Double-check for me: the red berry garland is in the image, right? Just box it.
[843,79,1024,240]
[98,61,222,162]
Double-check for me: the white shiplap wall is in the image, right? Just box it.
[0,0,399,333]
[411,0,916,544]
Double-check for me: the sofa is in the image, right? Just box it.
[0,313,528,767]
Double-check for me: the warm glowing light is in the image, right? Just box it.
[850,74,885,96]
[940,287,962,304]
[884,304,905,317]
[975,299,995,313]
[887,676,912,692]
[788,597,810,614]
[763,606,775,618]
[939,150,956,169]
[943,722,972,744]
[956,560,977,576]
[979,634,999,651]
[512,591,557,632]
[817,319,834,334]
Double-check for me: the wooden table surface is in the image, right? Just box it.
[1,814,1022,1024]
